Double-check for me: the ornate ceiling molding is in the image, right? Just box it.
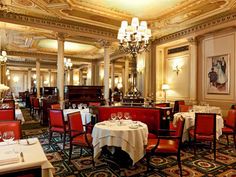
[154,12,236,45]
[0,10,117,41]
[7,51,95,63]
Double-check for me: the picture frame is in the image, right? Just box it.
[207,54,230,94]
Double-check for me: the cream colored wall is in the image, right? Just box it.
[198,30,236,114]
[10,71,27,97]
[155,44,191,103]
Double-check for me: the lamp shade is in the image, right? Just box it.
[162,84,170,90]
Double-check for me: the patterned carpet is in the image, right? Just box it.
[21,108,236,177]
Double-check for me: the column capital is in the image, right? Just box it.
[56,32,65,41]
[98,39,111,48]
[187,37,197,45]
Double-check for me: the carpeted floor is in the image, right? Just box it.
[21,107,236,177]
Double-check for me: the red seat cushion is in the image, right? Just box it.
[189,129,214,141]
[72,133,92,146]
[222,127,234,133]
[148,133,157,139]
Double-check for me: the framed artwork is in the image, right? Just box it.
[207,54,229,94]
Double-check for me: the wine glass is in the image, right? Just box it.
[117,112,123,120]
[124,112,130,120]
[72,104,76,109]
[110,113,117,122]
[2,131,15,144]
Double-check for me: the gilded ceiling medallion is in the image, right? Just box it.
[13,0,35,7]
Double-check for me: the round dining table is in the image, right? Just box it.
[92,120,148,165]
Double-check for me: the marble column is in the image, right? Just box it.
[124,57,129,94]
[57,33,65,107]
[188,37,197,104]
[69,69,73,85]
[110,62,115,91]
[79,69,83,85]
[101,40,111,104]
[27,68,32,91]
[48,69,51,87]
[36,59,41,98]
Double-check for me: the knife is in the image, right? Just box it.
[20,152,25,162]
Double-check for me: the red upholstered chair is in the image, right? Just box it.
[222,109,236,148]
[48,109,69,149]
[146,116,185,176]
[174,100,185,113]
[0,108,15,121]
[32,98,41,117]
[51,104,61,109]
[189,113,217,160]
[67,112,94,165]
[0,120,22,141]
[179,105,192,112]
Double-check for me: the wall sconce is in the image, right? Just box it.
[13,76,19,83]
[172,58,183,76]
[162,84,170,103]
[173,65,181,75]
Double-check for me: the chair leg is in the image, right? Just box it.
[146,153,151,172]
[49,131,52,145]
[69,143,73,161]
[194,138,196,156]
[226,135,229,146]
[63,132,66,149]
[213,139,216,161]
[233,133,236,148]
[177,153,183,177]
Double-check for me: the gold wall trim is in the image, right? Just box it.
[0,11,117,41]
[154,12,236,45]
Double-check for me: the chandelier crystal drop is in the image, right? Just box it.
[0,50,7,62]
[117,17,151,59]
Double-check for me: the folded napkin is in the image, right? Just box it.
[0,153,19,166]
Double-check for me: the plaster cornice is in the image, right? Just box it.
[0,10,117,41]
[7,51,94,63]
[154,12,236,45]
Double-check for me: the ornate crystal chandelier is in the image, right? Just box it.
[64,57,73,69]
[117,17,151,59]
[0,51,7,62]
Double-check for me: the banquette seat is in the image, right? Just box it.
[98,106,172,139]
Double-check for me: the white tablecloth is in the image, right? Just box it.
[192,105,222,115]
[92,120,148,165]
[15,109,25,123]
[173,112,224,142]
[63,109,91,125]
[0,138,54,177]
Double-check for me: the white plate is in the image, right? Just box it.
[19,138,37,145]
[129,125,139,129]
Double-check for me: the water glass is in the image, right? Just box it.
[2,131,15,144]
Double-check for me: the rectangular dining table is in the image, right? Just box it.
[0,138,54,177]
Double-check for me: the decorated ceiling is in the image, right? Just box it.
[0,0,236,69]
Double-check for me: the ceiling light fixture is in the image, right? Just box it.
[64,57,73,69]
[117,17,151,98]
[117,17,151,59]
[0,50,7,62]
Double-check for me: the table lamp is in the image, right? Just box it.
[162,84,170,103]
